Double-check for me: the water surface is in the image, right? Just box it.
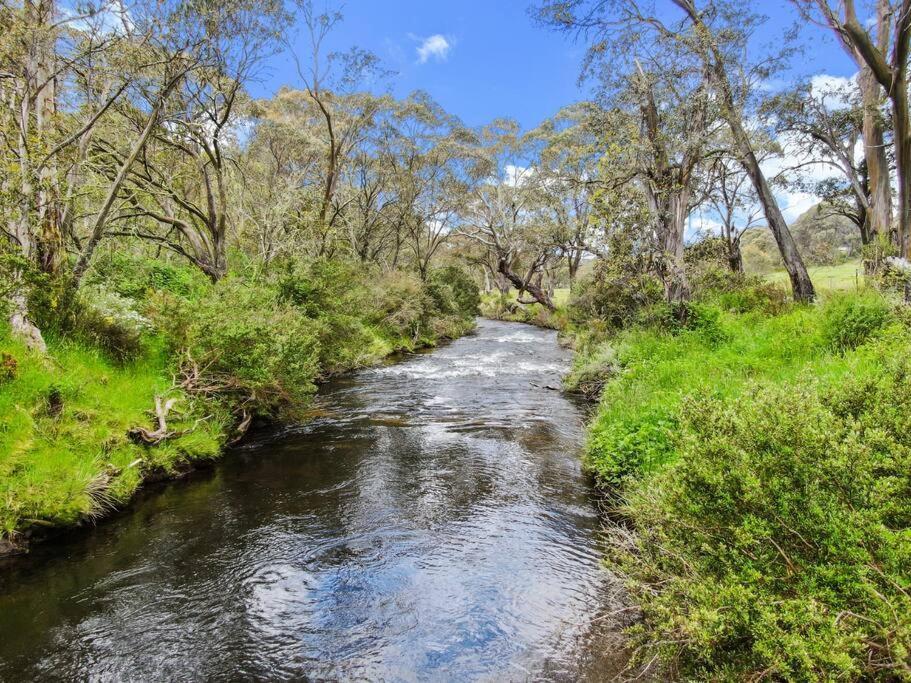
[0,319,626,681]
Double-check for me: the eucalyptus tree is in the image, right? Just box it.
[767,78,885,264]
[629,49,720,302]
[289,0,387,245]
[526,102,604,283]
[380,92,476,279]
[536,0,817,301]
[341,147,399,264]
[702,153,763,272]
[793,0,906,256]
[0,0,142,347]
[75,0,289,282]
[458,120,561,310]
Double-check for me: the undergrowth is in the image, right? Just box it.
[0,255,479,549]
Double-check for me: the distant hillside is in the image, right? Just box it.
[741,204,862,274]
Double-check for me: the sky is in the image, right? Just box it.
[252,0,859,130]
[249,0,865,226]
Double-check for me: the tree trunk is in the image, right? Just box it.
[72,93,169,284]
[725,109,814,301]
[498,257,555,311]
[728,237,743,273]
[8,288,46,353]
[663,193,691,303]
[892,72,911,257]
[32,0,64,276]
[673,1,815,301]
[859,66,893,249]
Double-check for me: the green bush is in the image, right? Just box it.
[72,286,151,361]
[697,270,791,316]
[162,278,320,418]
[85,252,208,301]
[569,259,663,331]
[366,270,430,341]
[618,344,911,680]
[563,341,619,399]
[588,410,677,489]
[821,290,893,352]
[428,266,481,320]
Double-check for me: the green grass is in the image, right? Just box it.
[581,290,895,487]
[766,260,863,292]
[0,333,228,542]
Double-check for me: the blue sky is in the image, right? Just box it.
[252,0,859,130]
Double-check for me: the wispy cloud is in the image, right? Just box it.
[414,34,452,64]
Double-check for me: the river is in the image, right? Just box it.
[0,319,627,681]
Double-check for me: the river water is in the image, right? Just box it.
[0,320,626,681]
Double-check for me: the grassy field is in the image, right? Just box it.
[765,260,863,293]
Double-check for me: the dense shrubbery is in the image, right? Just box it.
[157,278,322,418]
[619,334,911,679]
[569,258,663,331]
[85,251,209,301]
[571,273,911,678]
[821,289,894,352]
[0,255,479,544]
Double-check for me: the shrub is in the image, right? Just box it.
[428,266,481,320]
[367,270,430,341]
[85,252,208,301]
[165,278,320,418]
[569,259,663,331]
[72,286,151,361]
[821,290,893,352]
[563,342,619,398]
[277,259,365,317]
[618,348,911,680]
[690,264,791,316]
[588,410,677,489]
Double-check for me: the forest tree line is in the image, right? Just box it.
[7,0,911,350]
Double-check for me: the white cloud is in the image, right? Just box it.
[415,34,452,64]
[809,73,857,110]
[780,190,821,222]
[503,164,533,187]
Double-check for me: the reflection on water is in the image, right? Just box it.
[0,319,627,681]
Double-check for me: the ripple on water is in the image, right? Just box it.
[0,319,627,682]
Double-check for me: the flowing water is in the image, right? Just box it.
[0,320,627,681]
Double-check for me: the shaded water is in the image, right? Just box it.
[0,319,626,681]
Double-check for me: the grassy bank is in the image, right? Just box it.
[479,288,570,328]
[0,256,479,553]
[563,263,911,679]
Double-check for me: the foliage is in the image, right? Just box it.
[428,266,481,320]
[569,258,663,331]
[70,286,152,362]
[618,335,911,680]
[85,252,210,301]
[163,278,322,418]
[584,300,833,487]
[821,290,895,353]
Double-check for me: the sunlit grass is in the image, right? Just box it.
[766,260,863,293]
[581,291,899,487]
[0,334,227,540]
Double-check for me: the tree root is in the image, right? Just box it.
[128,396,180,445]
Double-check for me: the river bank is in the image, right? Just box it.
[0,319,629,680]
[514,272,911,679]
[0,259,480,556]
